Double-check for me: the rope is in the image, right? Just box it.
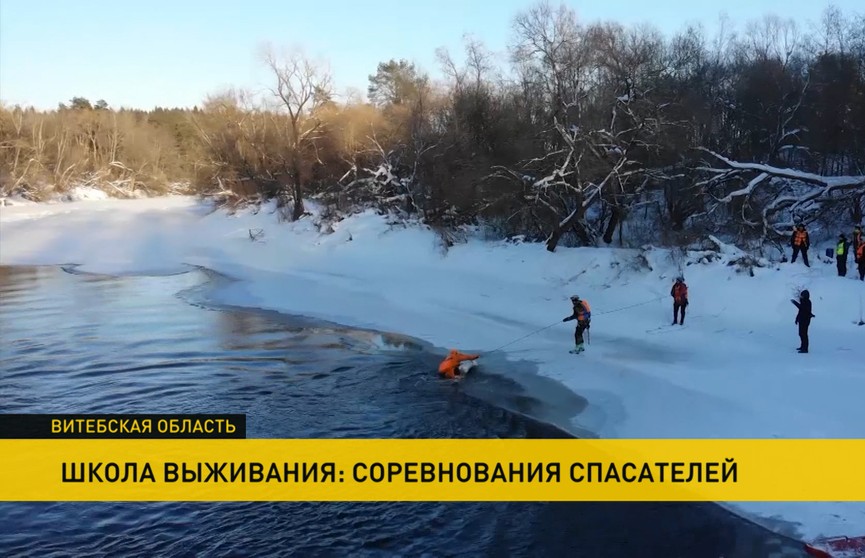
[483,295,665,354]
[584,296,666,316]
[483,321,561,354]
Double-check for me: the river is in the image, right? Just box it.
[0,265,806,557]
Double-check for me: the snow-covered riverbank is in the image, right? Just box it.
[2,194,863,541]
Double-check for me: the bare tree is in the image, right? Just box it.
[261,43,333,220]
[741,14,802,67]
[510,1,589,122]
[697,148,865,244]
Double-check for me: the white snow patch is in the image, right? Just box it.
[58,186,111,202]
[2,196,865,541]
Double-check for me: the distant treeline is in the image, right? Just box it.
[2,1,863,251]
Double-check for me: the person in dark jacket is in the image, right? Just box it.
[836,234,850,276]
[791,290,815,353]
[790,224,810,267]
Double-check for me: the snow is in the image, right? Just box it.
[57,186,111,202]
[700,148,865,189]
[2,195,865,541]
[718,171,769,203]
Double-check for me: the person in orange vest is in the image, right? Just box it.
[671,276,688,325]
[563,295,591,353]
[790,223,810,267]
[857,241,865,281]
[438,349,479,379]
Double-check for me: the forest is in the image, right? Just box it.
[2,1,864,253]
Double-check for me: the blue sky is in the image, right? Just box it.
[0,0,858,110]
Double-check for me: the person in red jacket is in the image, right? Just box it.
[858,242,865,281]
[671,276,688,325]
[853,225,862,257]
[438,349,479,379]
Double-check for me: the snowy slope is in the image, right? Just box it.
[2,195,864,540]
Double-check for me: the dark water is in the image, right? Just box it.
[0,265,807,557]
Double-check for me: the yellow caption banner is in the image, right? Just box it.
[1,439,863,502]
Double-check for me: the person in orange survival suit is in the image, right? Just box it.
[438,349,479,379]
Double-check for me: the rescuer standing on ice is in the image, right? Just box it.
[671,276,688,325]
[836,233,850,277]
[563,295,591,353]
[791,289,815,354]
[790,223,810,267]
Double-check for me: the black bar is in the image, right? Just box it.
[0,414,246,439]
